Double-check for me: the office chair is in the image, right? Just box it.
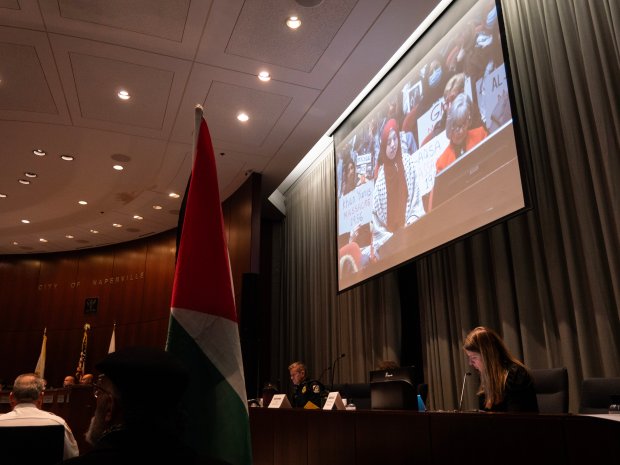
[2,424,64,464]
[530,367,569,413]
[579,377,620,414]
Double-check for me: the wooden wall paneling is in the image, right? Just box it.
[249,406,274,465]
[37,255,80,331]
[121,318,169,350]
[355,410,431,465]
[71,249,114,377]
[0,257,41,330]
[273,409,308,465]
[224,175,255,310]
[107,241,148,325]
[0,258,41,382]
[34,254,81,385]
[140,231,176,330]
[429,412,567,465]
[307,411,356,465]
[0,170,259,384]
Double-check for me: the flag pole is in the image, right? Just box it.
[194,104,203,165]
[34,327,47,379]
[166,106,252,465]
[108,322,116,353]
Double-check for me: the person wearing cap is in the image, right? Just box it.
[0,372,79,459]
[63,346,228,465]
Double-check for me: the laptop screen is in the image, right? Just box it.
[369,366,417,410]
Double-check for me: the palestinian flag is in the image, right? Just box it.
[166,106,252,465]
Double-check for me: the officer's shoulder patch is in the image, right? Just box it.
[301,385,307,394]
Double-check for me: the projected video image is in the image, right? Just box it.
[336,0,525,291]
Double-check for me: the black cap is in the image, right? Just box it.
[96,346,189,404]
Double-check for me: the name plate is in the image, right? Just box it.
[268,393,292,409]
[323,391,346,410]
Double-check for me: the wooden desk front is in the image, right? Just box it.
[249,408,619,465]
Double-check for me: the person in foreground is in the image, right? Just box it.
[0,373,79,459]
[463,326,538,413]
[63,346,228,465]
[288,361,326,409]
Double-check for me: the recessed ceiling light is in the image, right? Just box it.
[78,200,88,205]
[169,192,180,199]
[117,90,131,100]
[65,235,74,239]
[0,193,7,198]
[39,238,48,243]
[61,154,75,161]
[286,16,301,29]
[90,229,99,234]
[12,241,18,245]
[18,179,31,185]
[153,205,163,210]
[258,71,271,82]
[113,164,124,171]
[133,215,143,220]
[24,172,37,178]
[237,112,249,122]
[33,149,46,157]
[112,223,122,228]
[21,219,30,224]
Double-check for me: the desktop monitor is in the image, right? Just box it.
[370,366,417,410]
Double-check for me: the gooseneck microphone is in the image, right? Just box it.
[330,353,346,390]
[458,372,472,411]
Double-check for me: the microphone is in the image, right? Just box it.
[458,372,471,411]
[330,353,346,390]
[317,365,331,384]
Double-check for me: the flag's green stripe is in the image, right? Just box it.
[167,315,253,465]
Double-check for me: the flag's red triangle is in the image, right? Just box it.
[171,117,237,323]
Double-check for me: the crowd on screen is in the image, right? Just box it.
[337,0,511,280]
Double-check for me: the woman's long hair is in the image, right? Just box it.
[377,119,407,231]
[463,326,525,408]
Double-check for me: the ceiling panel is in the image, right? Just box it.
[71,52,174,130]
[0,42,57,113]
[0,27,71,124]
[49,34,192,139]
[57,0,191,41]
[204,81,291,146]
[226,0,357,72]
[0,0,442,254]
[38,0,211,59]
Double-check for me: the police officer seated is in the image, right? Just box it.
[288,361,326,409]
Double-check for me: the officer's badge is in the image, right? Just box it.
[313,384,320,393]
[302,386,307,394]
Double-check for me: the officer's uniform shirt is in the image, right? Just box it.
[292,379,325,408]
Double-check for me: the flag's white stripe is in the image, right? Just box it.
[172,307,248,411]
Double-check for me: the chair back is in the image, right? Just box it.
[579,377,620,414]
[331,383,371,409]
[531,367,569,413]
[1,424,64,464]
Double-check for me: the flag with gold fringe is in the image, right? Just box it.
[75,323,90,381]
[166,106,252,465]
[34,328,47,379]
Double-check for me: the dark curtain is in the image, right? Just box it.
[420,0,619,412]
[278,0,619,414]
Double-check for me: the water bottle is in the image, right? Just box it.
[417,394,426,412]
